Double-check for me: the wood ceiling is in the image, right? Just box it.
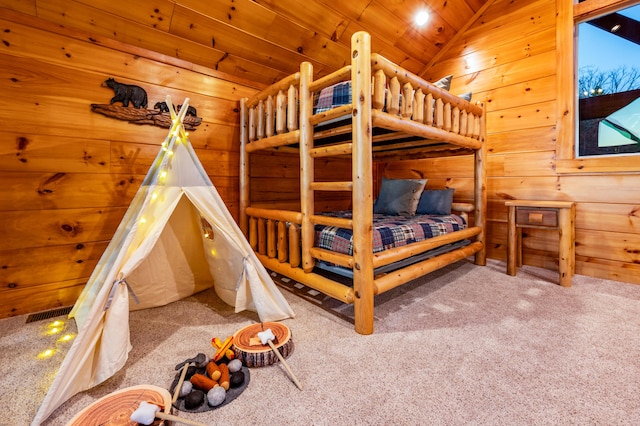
[13,0,492,86]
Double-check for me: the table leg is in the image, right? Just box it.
[507,205,517,276]
[557,206,575,287]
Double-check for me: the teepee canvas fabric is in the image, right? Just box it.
[32,98,295,425]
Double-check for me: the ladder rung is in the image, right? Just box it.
[310,181,353,191]
[310,142,353,157]
[311,214,353,229]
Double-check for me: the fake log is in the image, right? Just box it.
[90,104,202,130]
[66,384,171,426]
[232,322,294,367]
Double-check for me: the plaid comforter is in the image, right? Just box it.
[314,81,352,113]
[315,211,467,255]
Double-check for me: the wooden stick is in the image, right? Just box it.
[155,411,209,426]
[266,339,303,390]
[172,362,191,403]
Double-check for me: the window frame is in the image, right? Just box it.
[556,0,640,174]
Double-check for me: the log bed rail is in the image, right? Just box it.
[239,31,487,334]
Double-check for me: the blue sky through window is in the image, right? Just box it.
[578,5,640,74]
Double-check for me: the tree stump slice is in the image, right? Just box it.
[66,384,171,426]
[232,322,294,367]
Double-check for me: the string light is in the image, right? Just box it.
[37,349,56,359]
[58,334,75,343]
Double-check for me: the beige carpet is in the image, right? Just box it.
[3,259,640,426]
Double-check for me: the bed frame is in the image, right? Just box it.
[239,31,486,335]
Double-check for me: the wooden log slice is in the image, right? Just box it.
[66,384,171,426]
[232,322,294,368]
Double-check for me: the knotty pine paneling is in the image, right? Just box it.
[417,0,640,285]
[0,208,126,251]
[486,126,557,155]
[0,12,260,318]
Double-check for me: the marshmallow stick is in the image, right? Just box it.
[257,328,303,390]
[130,401,208,426]
[172,362,191,403]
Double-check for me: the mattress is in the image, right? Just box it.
[314,210,467,256]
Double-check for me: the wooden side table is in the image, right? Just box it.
[505,200,576,287]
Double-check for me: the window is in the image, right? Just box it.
[556,0,640,173]
[576,2,640,157]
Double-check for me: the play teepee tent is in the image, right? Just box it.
[32,97,295,425]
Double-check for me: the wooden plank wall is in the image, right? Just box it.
[388,0,640,285]
[0,10,261,318]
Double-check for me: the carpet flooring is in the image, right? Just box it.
[2,259,640,426]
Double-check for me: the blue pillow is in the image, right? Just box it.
[416,188,455,215]
[433,75,453,91]
[458,92,472,101]
[373,178,427,216]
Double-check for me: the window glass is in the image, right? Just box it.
[577,4,640,156]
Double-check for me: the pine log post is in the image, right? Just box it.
[351,31,375,335]
[299,61,315,273]
[475,102,487,266]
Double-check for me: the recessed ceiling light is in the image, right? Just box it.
[611,24,621,32]
[415,10,430,26]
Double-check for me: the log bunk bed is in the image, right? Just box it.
[239,31,487,335]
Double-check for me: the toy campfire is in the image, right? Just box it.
[169,322,300,413]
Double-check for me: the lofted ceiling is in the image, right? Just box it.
[8,0,492,86]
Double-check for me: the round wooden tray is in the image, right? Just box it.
[232,322,294,367]
[66,384,171,426]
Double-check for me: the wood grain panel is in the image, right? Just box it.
[576,256,640,285]
[0,0,36,14]
[0,132,110,173]
[428,26,555,83]
[486,126,557,155]
[486,100,556,134]
[34,0,226,66]
[577,203,640,234]
[0,279,85,318]
[73,0,174,32]
[169,5,335,76]
[480,75,557,113]
[0,242,108,289]
[0,171,141,211]
[178,0,351,72]
[384,155,475,179]
[0,207,125,251]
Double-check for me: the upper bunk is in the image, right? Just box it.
[240,32,485,162]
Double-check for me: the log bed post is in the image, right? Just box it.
[474,102,487,266]
[299,61,315,272]
[351,31,375,335]
[239,98,249,236]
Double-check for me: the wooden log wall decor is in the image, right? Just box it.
[91,78,203,130]
[90,103,203,130]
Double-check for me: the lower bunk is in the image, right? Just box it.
[245,203,484,334]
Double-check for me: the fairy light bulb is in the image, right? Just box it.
[58,334,74,343]
[37,349,56,359]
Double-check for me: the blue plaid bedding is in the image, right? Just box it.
[314,81,352,113]
[315,211,467,255]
